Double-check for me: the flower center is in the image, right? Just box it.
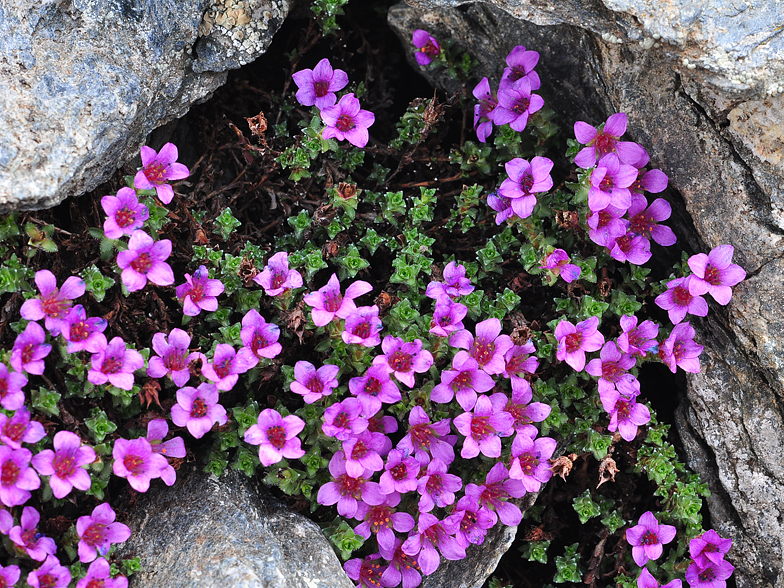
[517,453,538,475]
[352,321,372,339]
[390,463,408,481]
[21,527,37,546]
[564,332,582,353]
[472,340,496,366]
[267,425,287,449]
[422,40,439,58]
[369,505,393,529]
[144,162,166,184]
[510,65,525,81]
[324,290,342,313]
[314,81,329,98]
[364,377,382,397]
[307,376,324,395]
[599,174,615,191]
[389,350,413,372]
[512,97,530,115]
[337,473,363,498]
[461,510,478,531]
[115,207,136,228]
[1,459,20,486]
[41,293,69,318]
[271,272,286,290]
[351,440,369,460]
[333,411,350,429]
[470,416,492,439]
[629,213,651,236]
[53,450,77,478]
[71,320,92,342]
[425,473,443,495]
[593,131,615,155]
[101,355,123,375]
[0,378,7,398]
[83,523,107,546]
[520,172,534,193]
[251,330,269,355]
[191,397,208,418]
[672,285,693,307]
[408,424,433,450]
[3,422,24,443]
[698,568,717,582]
[602,362,624,381]
[336,114,356,133]
[452,371,472,392]
[86,578,106,588]
[38,573,57,588]
[166,349,187,371]
[130,252,153,275]
[704,265,721,285]
[123,454,145,476]
[21,343,35,364]
[215,357,232,378]
[189,283,205,302]
[616,399,631,420]
[641,530,659,546]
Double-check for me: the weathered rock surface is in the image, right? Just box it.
[390,2,784,587]
[119,465,355,588]
[0,0,288,213]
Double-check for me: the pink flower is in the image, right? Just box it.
[116,230,174,292]
[0,364,27,411]
[464,463,526,526]
[146,419,185,486]
[354,495,415,554]
[617,315,659,358]
[0,407,45,449]
[240,310,283,363]
[585,341,638,397]
[401,513,465,576]
[373,336,433,388]
[0,446,40,506]
[316,452,385,518]
[508,432,556,492]
[416,458,462,512]
[429,298,467,337]
[503,383,551,437]
[31,431,95,498]
[61,304,108,354]
[112,437,169,492]
[627,194,677,246]
[379,538,423,588]
[27,555,70,588]
[176,265,224,316]
[397,406,455,466]
[587,204,629,248]
[450,495,496,548]
[76,558,128,588]
[541,249,581,283]
[200,343,256,391]
[588,153,637,212]
[497,156,554,219]
[655,276,709,325]
[425,261,474,301]
[290,361,340,404]
[555,316,605,372]
[322,398,368,441]
[453,394,515,459]
[88,336,145,390]
[303,274,372,327]
[147,328,200,387]
[253,251,303,296]
[449,318,514,375]
[342,305,383,347]
[20,269,85,335]
[321,93,375,148]
[600,388,650,441]
[493,77,544,132]
[501,45,540,90]
[343,430,387,478]
[430,351,495,411]
[658,322,703,374]
[687,244,746,306]
[10,321,51,375]
[349,364,401,417]
[244,408,305,467]
[101,187,149,239]
[292,58,348,110]
[133,143,190,204]
[379,448,420,494]
[412,30,441,66]
[689,529,732,569]
[685,560,735,588]
[502,342,539,393]
[626,511,677,566]
[609,232,652,265]
[344,554,389,588]
[487,190,515,224]
[574,113,647,168]
[637,568,682,588]
[473,77,498,143]
[171,383,227,439]
[9,507,57,561]
[76,502,132,563]
[0,565,20,588]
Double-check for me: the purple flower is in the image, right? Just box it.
[416,458,462,512]
[449,318,513,376]
[176,265,224,316]
[450,495,496,548]
[502,341,539,393]
[687,245,746,306]
[626,511,677,566]
[146,419,185,486]
[617,315,659,358]
[10,321,51,375]
[412,30,441,65]
[609,232,652,265]
[0,446,40,506]
[321,93,375,148]
[31,430,95,499]
[343,430,387,478]
[76,502,132,563]
[0,564,20,588]
[373,336,434,388]
[473,77,498,143]
[323,398,368,441]
[9,507,56,561]
[316,452,385,519]
[508,432,556,492]
[27,555,70,588]
[453,394,515,459]
[588,153,637,212]
[291,361,340,404]
[0,364,27,411]
[464,463,526,526]
[133,143,189,204]
[585,341,639,397]
[303,274,373,327]
[655,276,709,325]
[541,249,581,283]
[147,328,200,387]
[600,387,650,441]
[500,45,540,91]
[116,230,174,292]
[354,493,415,551]
[397,406,455,466]
[497,156,554,219]
[555,316,605,372]
[380,538,423,588]
[101,187,149,239]
[627,195,676,246]
[60,305,108,354]
[0,407,45,449]
[402,513,465,576]
[88,336,145,390]
[0,509,12,534]
[344,554,389,588]
[587,205,629,248]
[112,437,169,492]
[20,269,85,335]
[244,408,305,467]
[379,448,420,494]
[425,261,474,301]
[429,298,467,337]
[658,322,703,374]
[253,251,303,296]
[200,343,257,391]
[493,77,544,132]
[504,384,551,437]
[574,113,647,169]
[292,58,348,110]
[685,561,735,588]
[342,305,383,347]
[690,529,732,569]
[430,351,495,411]
[630,163,669,193]
[171,383,227,439]
[76,558,128,588]
[240,310,282,363]
[637,568,682,588]
[487,190,515,225]
[349,364,401,417]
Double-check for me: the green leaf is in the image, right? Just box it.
[214,208,242,241]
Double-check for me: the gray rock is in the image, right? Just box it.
[119,465,355,588]
[390,2,784,586]
[0,0,288,213]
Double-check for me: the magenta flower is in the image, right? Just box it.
[504,384,551,437]
[147,328,200,387]
[450,495,496,548]
[0,510,12,534]
[416,458,462,512]
[627,194,677,246]
[453,394,515,459]
[355,494,416,551]
[508,432,556,492]
[244,408,305,467]
[303,274,373,327]
[27,555,70,588]
[464,463,526,526]
[412,29,441,65]
[449,318,514,376]
[658,322,703,374]
[0,446,40,506]
[430,351,495,412]
[503,341,539,393]
[473,77,498,143]
[146,419,186,486]
[344,554,389,588]
[497,156,554,219]
[600,387,650,441]
[380,538,423,588]
[0,364,27,411]
[176,265,224,316]
[555,316,605,372]
[76,502,132,563]
[292,58,348,110]
[425,261,474,301]
[397,406,455,466]
[373,336,433,388]
[500,45,540,90]
[290,361,340,404]
[630,163,669,193]
[574,113,647,168]
[112,437,169,492]
[487,190,515,225]
[20,269,85,335]
[637,569,682,588]
[586,341,638,396]
[349,364,401,417]
[0,565,20,588]
[240,310,282,363]
[587,204,629,248]
[541,249,581,283]
[588,153,637,212]
[429,298,467,337]
[690,529,732,569]
[101,187,149,239]
[133,143,190,204]
[200,343,256,391]
[0,407,45,449]
[609,232,652,265]
[9,507,56,561]
[655,276,709,325]
[76,558,128,588]
[617,315,659,358]
[343,305,383,347]
[10,322,51,375]
[402,513,465,576]
[171,383,227,439]
[687,244,746,306]
[343,430,387,478]
[626,511,677,566]
[88,336,144,390]
[322,398,368,441]
[379,448,420,494]
[61,304,108,354]
[685,561,735,588]
[31,430,95,498]
[253,251,303,297]
[316,452,385,519]
[116,230,174,292]
[493,77,544,132]
[321,93,375,148]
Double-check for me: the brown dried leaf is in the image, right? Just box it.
[550,453,577,482]
[139,380,162,409]
[246,111,268,139]
[597,455,620,488]
[337,182,357,199]
[285,303,307,344]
